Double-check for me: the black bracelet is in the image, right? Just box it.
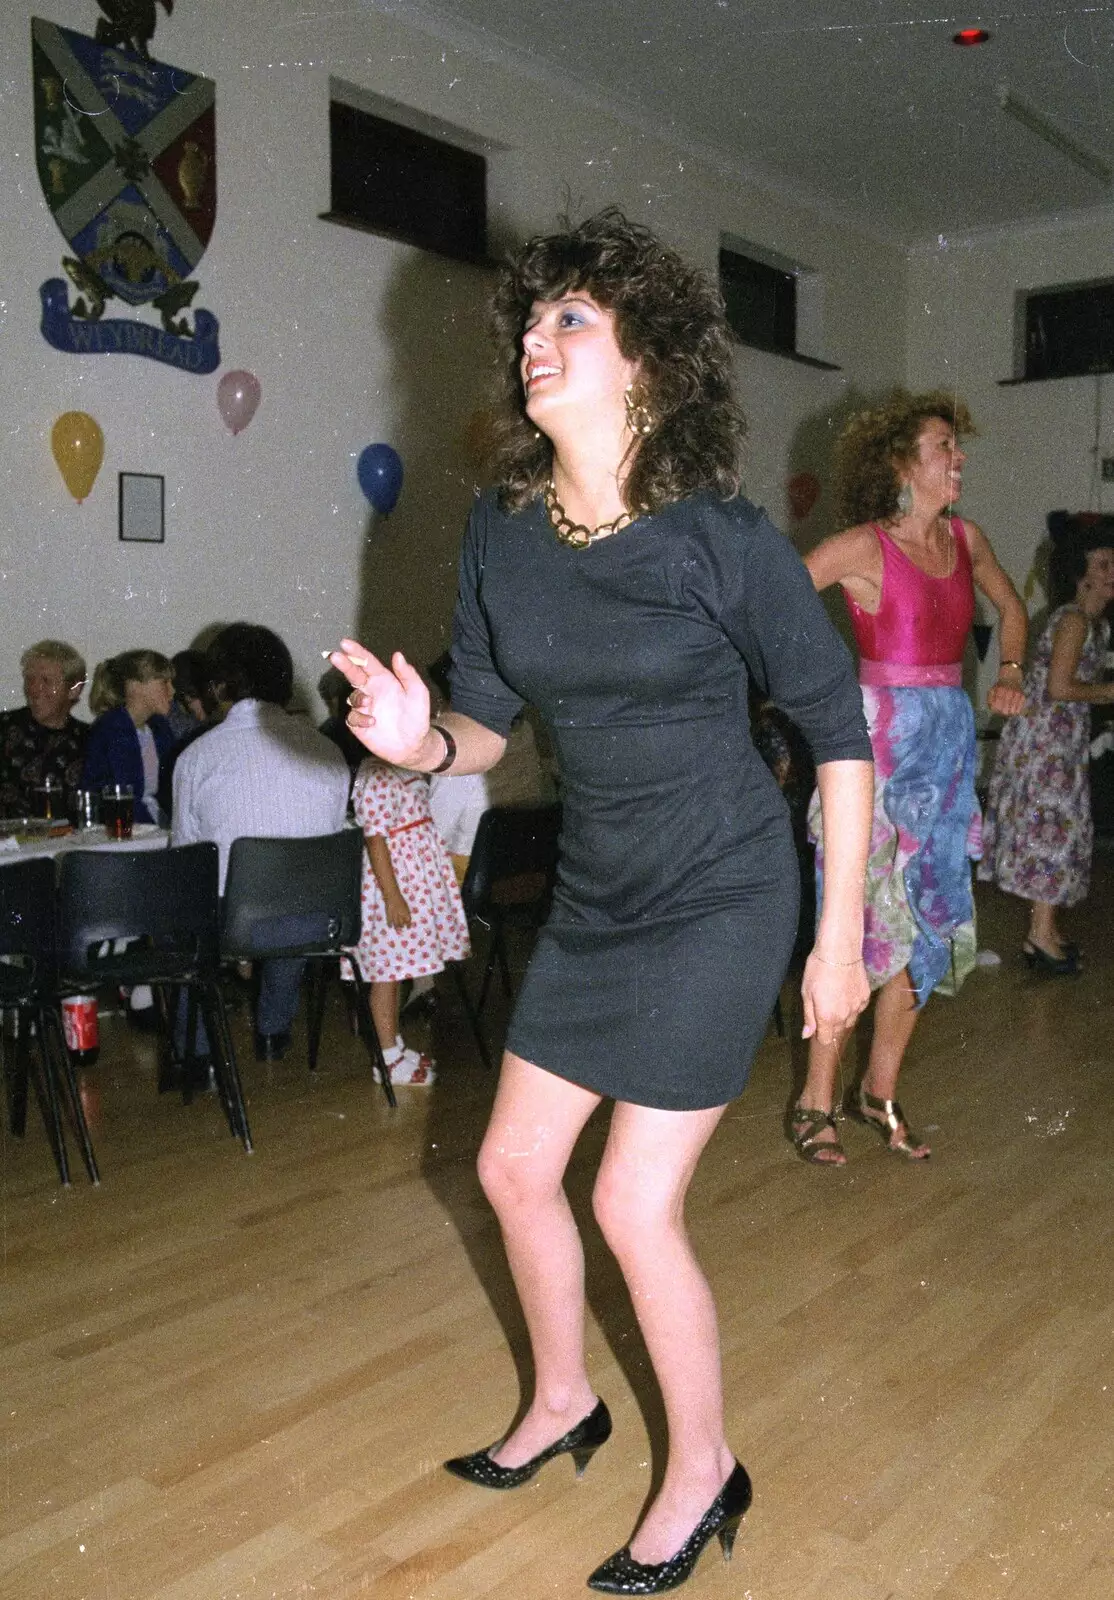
[429,723,457,773]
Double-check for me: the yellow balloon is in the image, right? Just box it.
[51,411,105,502]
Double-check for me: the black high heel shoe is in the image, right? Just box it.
[586,1460,752,1594]
[1022,941,1080,977]
[444,1398,611,1489]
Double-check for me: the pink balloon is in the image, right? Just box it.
[217,369,261,435]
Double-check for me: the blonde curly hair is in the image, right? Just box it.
[835,389,976,527]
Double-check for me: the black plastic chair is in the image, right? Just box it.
[452,802,563,1067]
[56,842,252,1151]
[0,858,99,1186]
[220,830,395,1108]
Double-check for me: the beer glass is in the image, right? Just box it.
[101,784,134,841]
[70,788,99,829]
[34,775,60,820]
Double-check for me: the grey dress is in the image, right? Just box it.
[450,490,870,1110]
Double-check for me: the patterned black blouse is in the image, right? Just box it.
[0,708,89,816]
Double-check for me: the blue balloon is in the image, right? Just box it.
[357,443,404,514]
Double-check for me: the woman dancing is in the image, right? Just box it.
[331,209,872,1593]
[979,528,1114,974]
[792,392,1027,1165]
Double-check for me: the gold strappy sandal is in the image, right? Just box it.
[849,1088,930,1160]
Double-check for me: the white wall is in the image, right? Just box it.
[1,0,907,719]
[906,209,1114,701]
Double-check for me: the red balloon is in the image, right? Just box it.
[217,369,261,435]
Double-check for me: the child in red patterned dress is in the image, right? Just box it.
[350,757,470,1084]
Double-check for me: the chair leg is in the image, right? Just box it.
[494,922,514,999]
[4,1008,31,1138]
[42,1005,99,1185]
[449,962,493,1070]
[152,981,173,1043]
[178,987,202,1104]
[306,957,329,1072]
[26,1010,71,1185]
[200,982,253,1153]
[475,940,499,1016]
[346,965,396,1107]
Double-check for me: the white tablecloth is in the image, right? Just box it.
[0,824,170,864]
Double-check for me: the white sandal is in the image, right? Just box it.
[381,1036,436,1086]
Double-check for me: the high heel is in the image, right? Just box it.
[444,1398,611,1489]
[1022,941,1080,977]
[586,1460,752,1594]
[848,1087,930,1160]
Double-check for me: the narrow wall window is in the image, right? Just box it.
[718,236,837,369]
[1017,279,1114,381]
[325,96,487,264]
[719,247,796,356]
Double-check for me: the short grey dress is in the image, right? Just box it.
[450,490,870,1110]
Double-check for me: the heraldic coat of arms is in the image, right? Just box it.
[33,5,220,371]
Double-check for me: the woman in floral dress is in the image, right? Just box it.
[979,537,1114,973]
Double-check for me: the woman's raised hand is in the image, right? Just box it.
[327,638,431,764]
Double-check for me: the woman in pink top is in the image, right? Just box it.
[793,392,1027,1164]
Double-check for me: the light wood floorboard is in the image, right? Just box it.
[2,861,1111,1599]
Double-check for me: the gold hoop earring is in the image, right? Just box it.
[624,383,655,437]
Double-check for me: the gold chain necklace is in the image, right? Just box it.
[543,480,634,549]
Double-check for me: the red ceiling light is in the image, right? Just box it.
[953,28,990,46]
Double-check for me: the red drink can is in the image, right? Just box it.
[62,994,100,1067]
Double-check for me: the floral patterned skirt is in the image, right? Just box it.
[977,699,1093,907]
[812,685,979,1005]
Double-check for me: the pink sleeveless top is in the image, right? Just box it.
[845,518,974,688]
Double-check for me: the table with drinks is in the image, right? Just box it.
[18,775,142,835]
[2,779,167,857]
[1,784,170,1070]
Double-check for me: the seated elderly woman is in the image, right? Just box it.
[0,639,88,815]
[83,649,175,824]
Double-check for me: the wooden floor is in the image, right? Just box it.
[2,860,1112,1600]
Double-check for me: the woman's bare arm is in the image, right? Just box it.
[1047,610,1114,704]
[804,526,881,609]
[966,522,1027,715]
[801,757,873,1043]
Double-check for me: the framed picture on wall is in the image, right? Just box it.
[118,472,165,543]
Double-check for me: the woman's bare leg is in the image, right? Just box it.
[1027,900,1064,955]
[859,967,929,1155]
[592,1100,734,1564]
[476,1051,603,1466]
[794,1031,851,1162]
[861,967,918,1099]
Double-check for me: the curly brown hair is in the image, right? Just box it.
[488,208,745,514]
[834,389,977,527]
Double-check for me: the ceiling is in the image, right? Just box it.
[375,1,1114,244]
